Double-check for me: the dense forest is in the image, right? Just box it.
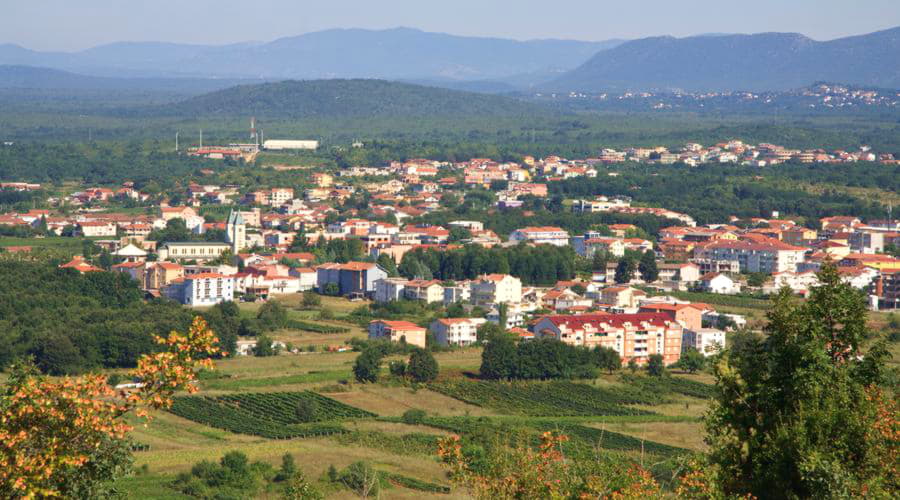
[0,260,236,375]
[399,244,577,285]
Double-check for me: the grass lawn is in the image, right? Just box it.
[0,235,84,254]
[585,421,707,451]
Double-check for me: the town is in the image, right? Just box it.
[2,139,898,371]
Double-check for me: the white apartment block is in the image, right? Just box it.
[508,226,570,247]
[429,318,487,346]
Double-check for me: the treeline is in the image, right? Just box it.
[0,260,236,375]
[549,163,896,225]
[480,336,621,380]
[0,142,225,187]
[399,244,576,286]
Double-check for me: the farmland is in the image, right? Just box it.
[111,295,715,498]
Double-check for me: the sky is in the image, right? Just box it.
[5,0,900,51]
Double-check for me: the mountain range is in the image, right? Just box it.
[0,27,621,84]
[547,27,900,92]
[1,26,898,96]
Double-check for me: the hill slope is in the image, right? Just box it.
[0,65,254,93]
[0,28,622,83]
[548,27,900,92]
[163,79,554,118]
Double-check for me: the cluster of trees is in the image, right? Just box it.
[480,335,621,380]
[353,343,439,384]
[172,451,320,499]
[399,243,576,285]
[146,218,228,246]
[0,260,237,374]
[549,163,896,225]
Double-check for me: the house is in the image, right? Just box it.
[873,269,900,310]
[682,328,727,356]
[531,313,683,365]
[658,263,700,282]
[470,274,522,306]
[403,279,445,303]
[699,273,739,294]
[374,277,409,303]
[160,206,204,229]
[572,236,626,257]
[368,320,427,348]
[77,221,117,237]
[144,262,184,289]
[162,273,234,307]
[289,267,318,291]
[429,318,487,346]
[59,256,103,273]
[316,262,388,297]
[111,261,145,282]
[508,226,570,247]
[486,304,527,328]
[599,286,646,311]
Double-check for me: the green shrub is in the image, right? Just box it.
[401,409,427,425]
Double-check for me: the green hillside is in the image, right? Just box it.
[164,79,555,118]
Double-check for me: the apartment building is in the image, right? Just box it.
[693,239,807,273]
[532,313,683,365]
[368,320,427,348]
[429,318,487,346]
[470,274,522,306]
[163,273,234,306]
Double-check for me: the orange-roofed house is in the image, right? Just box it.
[316,261,387,297]
[429,317,487,346]
[368,320,427,348]
[471,274,523,306]
[59,256,103,274]
[638,303,704,331]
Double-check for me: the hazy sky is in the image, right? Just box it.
[5,0,900,51]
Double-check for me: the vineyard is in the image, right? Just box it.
[420,416,686,458]
[285,319,350,334]
[168,391,375,439]
[619,374,715,399]
[428,380,658,416]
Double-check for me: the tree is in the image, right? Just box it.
[275,453,297,482]
[339,461,380,499]
[254,335,277,357]
[476,321,506,343]
[675,347,705,373]
[700,263,898,498]
[497,302,508,330]
[591,250,609,272]
[646,354,665,377]
[376,253,399,277]
[746,272,767,287]
[479,333,517,380]
[407,348,439,383]
[257,300,289,330]
[614,258,636,284]
[638,251,658,282]
[353,349,382,383]
[627,358,638,373]
[401,409,426,425]
[594,346,622,374]
[0,317,219,497]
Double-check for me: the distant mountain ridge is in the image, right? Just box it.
[157,79,555,119]
[0,28,622,83]
[0,65,257,93]
[547,27,900,92]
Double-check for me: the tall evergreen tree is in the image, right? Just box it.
[638,250,659,282]
[614,258,636,284]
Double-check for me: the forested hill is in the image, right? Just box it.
[548,27,900,92]
[159,79,556,118]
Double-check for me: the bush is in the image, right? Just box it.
[254,335,277,357]
[301,291,321,309]
[646,354,665,377]
[323,283,340,296]
[338,461,380,497]
[389,360,407,377]
[401,409,427,425]
[295,398,319,423]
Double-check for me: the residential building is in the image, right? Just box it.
[532,313,683,365]
[682,328,727,356]
[403,279,445,303]
[78,221,117,237]
[693,238,807,273]
[429,318,486,346]
[639,303,704,330]
[316,262,388,297]
[144,262,184,289]
[699,273,739,294]
[508,226,570,247]
[368,320,427,348]
[470,274,522,306]
[374,277,409,303]
[657,263,700,282]
[163,273,234,307]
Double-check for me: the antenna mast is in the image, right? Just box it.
[200,129,203,149]
[175,131,179,152]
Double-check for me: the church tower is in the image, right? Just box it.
[226,210,246,253]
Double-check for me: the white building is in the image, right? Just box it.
[508,226,570,247]
[429,318,487,346]
[694,239,807,274]
[163,273,234,306]
[263,140,319,151]
[374,277,409,303]
[699,272,739,294]
[470,274,522,306]
[682,328,726,356]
